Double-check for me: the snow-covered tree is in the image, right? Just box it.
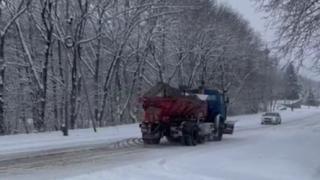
[0,0,31,134]
[255,0,320,68]
[305,89,318,107]
[0,0,300,134]
[284,63,301,100]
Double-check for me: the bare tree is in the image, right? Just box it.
[0,0,299,135]
[256,0,320,64]
[0,0,31,134]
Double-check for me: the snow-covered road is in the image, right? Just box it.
[1,107,320,180]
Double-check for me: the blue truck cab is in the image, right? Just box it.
[203,89,228,122]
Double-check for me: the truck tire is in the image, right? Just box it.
[166,135,180,143]
[183,135,195,146]
[197,136,206,144]
[181,123,199,146]
[212,115,223,141]
[143,138,160,145]
[182,133,198,146]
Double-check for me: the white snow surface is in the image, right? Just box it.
[1,106,320,180]
[0,124,140,160]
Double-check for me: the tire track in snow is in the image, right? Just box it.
[0,138,144,173]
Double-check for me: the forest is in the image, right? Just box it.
[0,0,317,135]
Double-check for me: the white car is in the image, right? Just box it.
[261,112,282,125]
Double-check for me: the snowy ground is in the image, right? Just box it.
[0,124,140,161]
[1,106,320,180]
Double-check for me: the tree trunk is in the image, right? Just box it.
[0,36,5,134]
[70,47,78,129]
[38,0,54,131]
[58,41,64,124]
[94,15,102,127]
[51,45,59,130]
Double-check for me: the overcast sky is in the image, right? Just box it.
[217,0,274,44]
[217,0,319,81]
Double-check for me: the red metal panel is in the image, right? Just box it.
[142,96,207,124]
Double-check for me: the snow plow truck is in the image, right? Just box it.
[139,83,234,146]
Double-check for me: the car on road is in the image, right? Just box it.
[261,112,282,125]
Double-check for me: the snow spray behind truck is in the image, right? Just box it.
[139,83,234,146]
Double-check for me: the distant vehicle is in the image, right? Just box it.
[261,112,282,125]
[276,105,287,111]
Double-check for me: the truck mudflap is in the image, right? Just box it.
[223,121,235,134]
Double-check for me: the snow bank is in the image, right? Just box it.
[0,124,140,160]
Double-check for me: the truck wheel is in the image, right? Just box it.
[152,138,160,144]
[143,139,152,144]
[143,138,160,145]
[183,134,197,146]
[213,115,223,141]
[182,125,198,146]
[166,135,180,143]
[197,136,205,144]
[185,136,195,146]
